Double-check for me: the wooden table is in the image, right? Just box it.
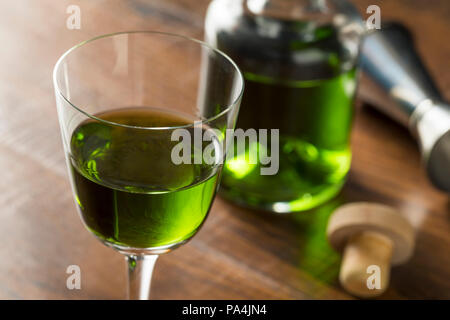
[0,0,448,299]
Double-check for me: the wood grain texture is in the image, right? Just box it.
[0,0,448,300]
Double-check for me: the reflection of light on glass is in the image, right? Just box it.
[288,183,343,212]
[301,142,319,162]
[292,48,328,66]
[342,73,356,97]
[225,142,259,179]
[205,0,244,42]
[112,34,129,76]
[75,195,84,210]
[246,0,268,14]
[63,62,71,100]
[320,148,351,182]
[273,202,291,212]
[247,0,282,38]
[225,156,255,179]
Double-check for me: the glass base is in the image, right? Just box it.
[219,180,345,213]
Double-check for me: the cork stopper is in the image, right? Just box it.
[327,202,415,298]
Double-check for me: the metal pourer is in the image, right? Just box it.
[359,23,450,192]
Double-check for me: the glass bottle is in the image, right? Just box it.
[205,0,364,212]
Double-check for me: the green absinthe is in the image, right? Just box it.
[69,107,220,249]
[208,13,358,212]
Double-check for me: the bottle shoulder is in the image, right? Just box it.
[205,0,362,81]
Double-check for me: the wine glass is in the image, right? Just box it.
[53,31,243,299]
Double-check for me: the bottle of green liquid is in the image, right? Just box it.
[205,0,364,212]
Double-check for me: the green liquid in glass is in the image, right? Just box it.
[69,107,219,249]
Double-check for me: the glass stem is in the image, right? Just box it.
[125,255,158,300]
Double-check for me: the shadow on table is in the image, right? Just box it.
[217,173,396,287]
